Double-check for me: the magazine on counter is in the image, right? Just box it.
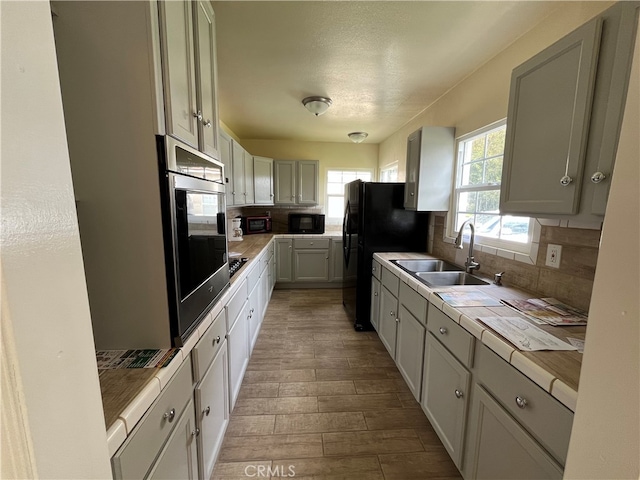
[500,297,588,326]
[435,290,502,307]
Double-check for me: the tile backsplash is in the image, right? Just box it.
[228,206,324,233]
[430,214,600,311]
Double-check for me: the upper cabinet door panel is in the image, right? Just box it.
[160,0,199,149]
[500,18,602,215]
[274,160,296,204]
[298,160,319,205]
[194,1,220,160]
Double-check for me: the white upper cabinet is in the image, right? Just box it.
[160,0,220,160]
[274,160,319,205]
[244,150,255,205]
[219,130,234,207]
[193,1,220,159]
[231,141,246,205]
[254,156,274,205]
[500,3,639,219]
[404,127,455,211]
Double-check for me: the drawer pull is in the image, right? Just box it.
[454,389,464,399]
[395,318,400,324]
[374,292,378,297]
[204,406,211,416]
[214,335,221,345]
[191,427,200,437]
[390,311,395,316]
[439,327,448,335]
[163,408,176,422]
[515,396,528,409]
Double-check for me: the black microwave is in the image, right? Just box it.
[288,213,325,234]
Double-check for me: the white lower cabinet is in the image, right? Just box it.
[464,385,563,480]
[377,285,399,358]
[395,305,426,401]
[227,302,249,410]
[248,278,261,352]
[422,332,470,469]
[194,342,229,480]
[147,398,198,480]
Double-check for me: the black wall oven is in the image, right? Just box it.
[158,136,229,345]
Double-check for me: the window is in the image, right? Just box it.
[452,121,532,251]
[380,164,398,182]
[326,169,373,223]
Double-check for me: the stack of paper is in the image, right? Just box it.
[476,316,577,352]
[500,297,588,326]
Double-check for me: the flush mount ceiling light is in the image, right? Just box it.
[348,132,368,143]
[302,96,332,116]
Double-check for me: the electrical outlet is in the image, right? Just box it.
[545,244,562,268]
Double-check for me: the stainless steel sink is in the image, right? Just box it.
[415,271,489,287]
[392,259,463,273]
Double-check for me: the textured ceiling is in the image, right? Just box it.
[212,1,568,144]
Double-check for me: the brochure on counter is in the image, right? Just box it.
[434,290,502,307]
[476,316,578,352]
[500,297,588,326]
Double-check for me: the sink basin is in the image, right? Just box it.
[415,271,489,287]
[392,259,463,273]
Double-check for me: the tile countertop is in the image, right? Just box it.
[374,252,585,413]
[100,232,341,456]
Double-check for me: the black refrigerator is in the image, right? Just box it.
[342,181,429,331]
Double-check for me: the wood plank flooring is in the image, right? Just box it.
[212,289,462,480]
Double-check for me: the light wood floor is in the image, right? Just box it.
[212,289,462,480]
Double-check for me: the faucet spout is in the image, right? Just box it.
[454,219,480,274]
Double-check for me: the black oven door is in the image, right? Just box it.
[168,172,229,343]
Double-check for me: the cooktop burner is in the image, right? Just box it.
[229,257,248,278]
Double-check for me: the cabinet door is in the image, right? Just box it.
[293,249,329,282]
[404,129,420,209]
[378,286,398,358]
[274,160,296,204]
[248,281,261,351]
[370,277,381,332]
[465,385,563,480]
[269,251,277,291]
[227,303,249,410]
[254,156,274,204]
[330,240,343,282]
[298,160,319,205]
[421,332,470,469]
[244,150,255,205]
[147,399,198,480]
[193,0,219,159]
[195,343,228,480]
[275,239,293,283]
[500,18,602,215]
[231,141,245,206]
[159,0,199,149]
[396,306,426,402]
[219,130,234,207]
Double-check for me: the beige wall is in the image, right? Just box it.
[379,1,613,179]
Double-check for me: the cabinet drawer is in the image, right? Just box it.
[475,344,573,465]
[192,309,226,382]
[226,280,247,332]
[293,238,330,249]
[399,281,427,325]
[427,303,474,368]
[372,259,382,280]
[112,357,193,480]
[247,262,261,293]
[381,267,400,297]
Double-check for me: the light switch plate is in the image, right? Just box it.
[545,244,562,268]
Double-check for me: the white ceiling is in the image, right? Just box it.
[212,1,570,144]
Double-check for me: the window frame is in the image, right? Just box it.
[379,163,398,182]
[448,120,535,255]
[325,168,374,224]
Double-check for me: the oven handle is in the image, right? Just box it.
[171,172,225,194]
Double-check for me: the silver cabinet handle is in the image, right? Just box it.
[214,335,221,345]
[163,408,176,422]
[560,175,573,186]
[191,427,200,437]
[591,171,606,183]
[395,318,400,323]
[390,311,395,316]
[410,192,415,196]
[193,110,202,121]
[439,327,447,335]
[455,389,464,399]
[203,119,212,128]
[374,292,378,297]
[515,396,528,409]
[204,406,211,416]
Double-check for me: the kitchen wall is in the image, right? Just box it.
[377,1,612,311]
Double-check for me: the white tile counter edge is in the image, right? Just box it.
[373,252,579,412]
[108,237,275,454]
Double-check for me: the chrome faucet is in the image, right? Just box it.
[454,219,480,274]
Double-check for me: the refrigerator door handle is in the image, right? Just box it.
[343,202,351,266]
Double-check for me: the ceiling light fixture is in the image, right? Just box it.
[348,132,368,143]
[302,96,332,116]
